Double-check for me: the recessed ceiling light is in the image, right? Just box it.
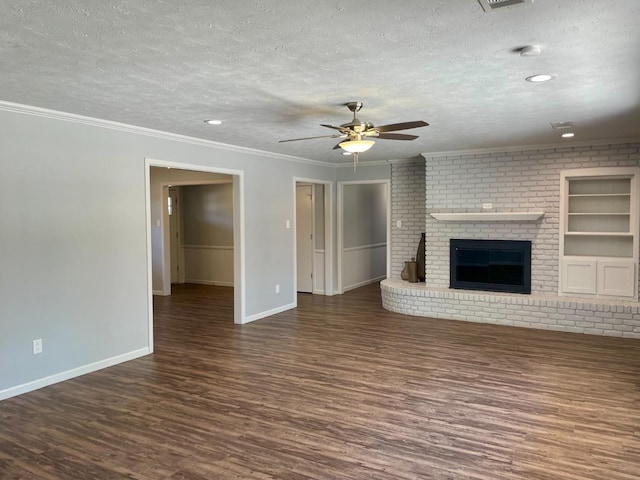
[526,74,556,83]
[562,132,575,138]
[204,119,223,125]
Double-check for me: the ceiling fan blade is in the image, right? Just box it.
[377,133,419,141]
[279,134,340,143]
[375,120,429,132]
[321,124,350,132]
[332,141,344,150]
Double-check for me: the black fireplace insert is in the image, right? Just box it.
[450,239,531,294]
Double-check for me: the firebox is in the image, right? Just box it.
[450,239,531,294]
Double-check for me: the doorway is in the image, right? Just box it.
[337,180,390,294]
[146,160,245,336]
[293,178,333,297]
[168,187,181,284]
[296,184,314,293]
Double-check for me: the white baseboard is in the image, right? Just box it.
[241,302,296,324]
[0,347,151,402]
[313,289,326,295]
[343,276,386,293]
[184,279,234,287]
[152,289,165,296]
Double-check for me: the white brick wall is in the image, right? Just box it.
[385,142,640,337]
[424,143,640,295]
[390,157,426,278]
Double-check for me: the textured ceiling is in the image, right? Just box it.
[2,0,639,164]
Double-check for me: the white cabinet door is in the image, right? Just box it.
[561,258,597,295]
[597,260,635,297]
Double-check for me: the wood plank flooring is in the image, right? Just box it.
[2,283,640,479]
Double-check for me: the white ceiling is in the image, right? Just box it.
[2,0,639,164]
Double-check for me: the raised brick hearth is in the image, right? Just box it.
[381,279,640,338]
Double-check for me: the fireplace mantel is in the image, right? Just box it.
[429,211,544,222]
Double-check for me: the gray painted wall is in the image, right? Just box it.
[181,183,234,286]
[2,106,370,397]
[343,183,387,248]
[183,184,233,246]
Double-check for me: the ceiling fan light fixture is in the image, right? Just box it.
[339,139,375,153]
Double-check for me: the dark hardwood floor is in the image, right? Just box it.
[2,283,640,479]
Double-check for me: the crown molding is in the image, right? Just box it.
[7,100,634,168]
[387,155,426,165]
[422,138,640,159]
[0,100,332,168]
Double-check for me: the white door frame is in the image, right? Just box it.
[145,159,245,354]
[337,179,391,294]
[293,177,334,300]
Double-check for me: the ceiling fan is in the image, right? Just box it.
[279,102,429,170]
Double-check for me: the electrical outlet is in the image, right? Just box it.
[285,220,290,229]
[396,220,402,228]
[275,284,280,294]
[482,203,493,210]
[33,338,43,355]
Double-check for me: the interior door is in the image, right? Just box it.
[168,187,181,284]
[296,184,314,293]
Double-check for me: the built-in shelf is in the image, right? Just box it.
[429,211,544,222]
[568,213,629,216]
[568,193,630,197]
[560,167,639,298]
[565,232,633,237]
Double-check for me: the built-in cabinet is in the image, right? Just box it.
[559,167,639,298]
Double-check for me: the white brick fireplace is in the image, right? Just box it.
[382,142,640,338]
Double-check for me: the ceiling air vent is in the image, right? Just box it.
[551,121,575,130]
[478,0,534,12]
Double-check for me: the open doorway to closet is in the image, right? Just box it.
[294,179,333,296]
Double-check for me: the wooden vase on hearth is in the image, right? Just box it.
[401,258,418,283]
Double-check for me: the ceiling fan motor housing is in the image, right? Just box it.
[345,101,363,113]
